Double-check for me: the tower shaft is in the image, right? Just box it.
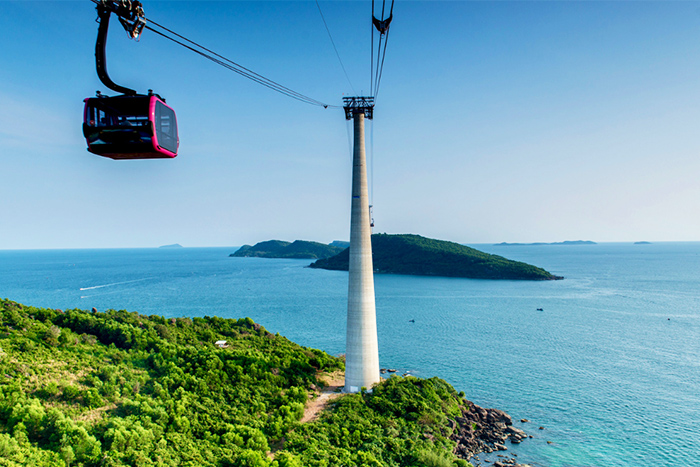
[344,110,380,393]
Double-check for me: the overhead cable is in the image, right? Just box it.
[315,0,356,94]
[144,21,332,107]
[90,0,337,108]
[370,0,394,100]
[373,26,391,100]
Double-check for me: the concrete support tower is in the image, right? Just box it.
[343,97,380,393]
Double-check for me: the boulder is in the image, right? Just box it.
[505,426,527,438]
[487,408,513,426]
[450,400,529,464]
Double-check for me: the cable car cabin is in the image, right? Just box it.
[83,93,178,160]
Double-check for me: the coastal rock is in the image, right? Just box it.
[491,459,531,467]
[450,401,529,463]
[505,426,527,438]
[487,409,513,426]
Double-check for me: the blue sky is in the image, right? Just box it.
[2,0,700,249]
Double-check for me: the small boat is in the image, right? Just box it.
[536,308,544,311]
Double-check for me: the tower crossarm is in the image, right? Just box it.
[343,96,375,120]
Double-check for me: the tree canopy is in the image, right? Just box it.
[310,234,563,280]
[231,240,345,259]
[0,299,474,467]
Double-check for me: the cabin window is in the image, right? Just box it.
[155,101,178,154]
[86,98,150,128]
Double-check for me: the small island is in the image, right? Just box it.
[495,240,596,246]
[231,240,344,259]
[158,243,183,248]
[310,233,563,280]
[634,241,651,245]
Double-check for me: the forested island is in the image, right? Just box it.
[310,234,562,281]
[231,240,344,259]
[0,299,533,467]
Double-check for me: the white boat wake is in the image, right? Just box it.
[79,277,154,291]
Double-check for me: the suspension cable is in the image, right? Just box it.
[145,21,333,107]
[315,0,355,94]
[370,0,394,100]
[371,0,375,97]
[369,119,374,206]
[373,32,384,98]
[89,0,338,108]
[374,27,391,101]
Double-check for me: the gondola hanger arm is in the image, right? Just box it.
[94,0,147,95]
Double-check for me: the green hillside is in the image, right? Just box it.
[231,240,344,259]
[0,299,522,467]
[310,234,563,280]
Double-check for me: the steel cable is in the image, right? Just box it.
[315,0,356,94]
[89,0,338,108]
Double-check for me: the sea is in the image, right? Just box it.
[1,242,699,467]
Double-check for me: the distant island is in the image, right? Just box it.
[634,241,651,245]
[231,240,344,259]
[310,233,563,280]
[495,240,596,246]
[159,243,183,248]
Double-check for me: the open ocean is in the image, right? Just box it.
[1,242,699,467]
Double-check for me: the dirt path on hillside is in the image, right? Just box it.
[301,371,345,423]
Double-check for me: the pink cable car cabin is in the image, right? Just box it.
[83,1,178,160]
[83,93,178,160]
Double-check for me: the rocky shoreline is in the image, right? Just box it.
[450,400,533,467]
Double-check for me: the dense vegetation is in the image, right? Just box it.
[0,299,475,467]
[310,234,563,280]
[231,240,344,259]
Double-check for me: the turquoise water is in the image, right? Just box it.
[1,243,699,467]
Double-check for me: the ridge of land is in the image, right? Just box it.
[231,240,343,259]
[310,233,563,280]
[494,240,596,246]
